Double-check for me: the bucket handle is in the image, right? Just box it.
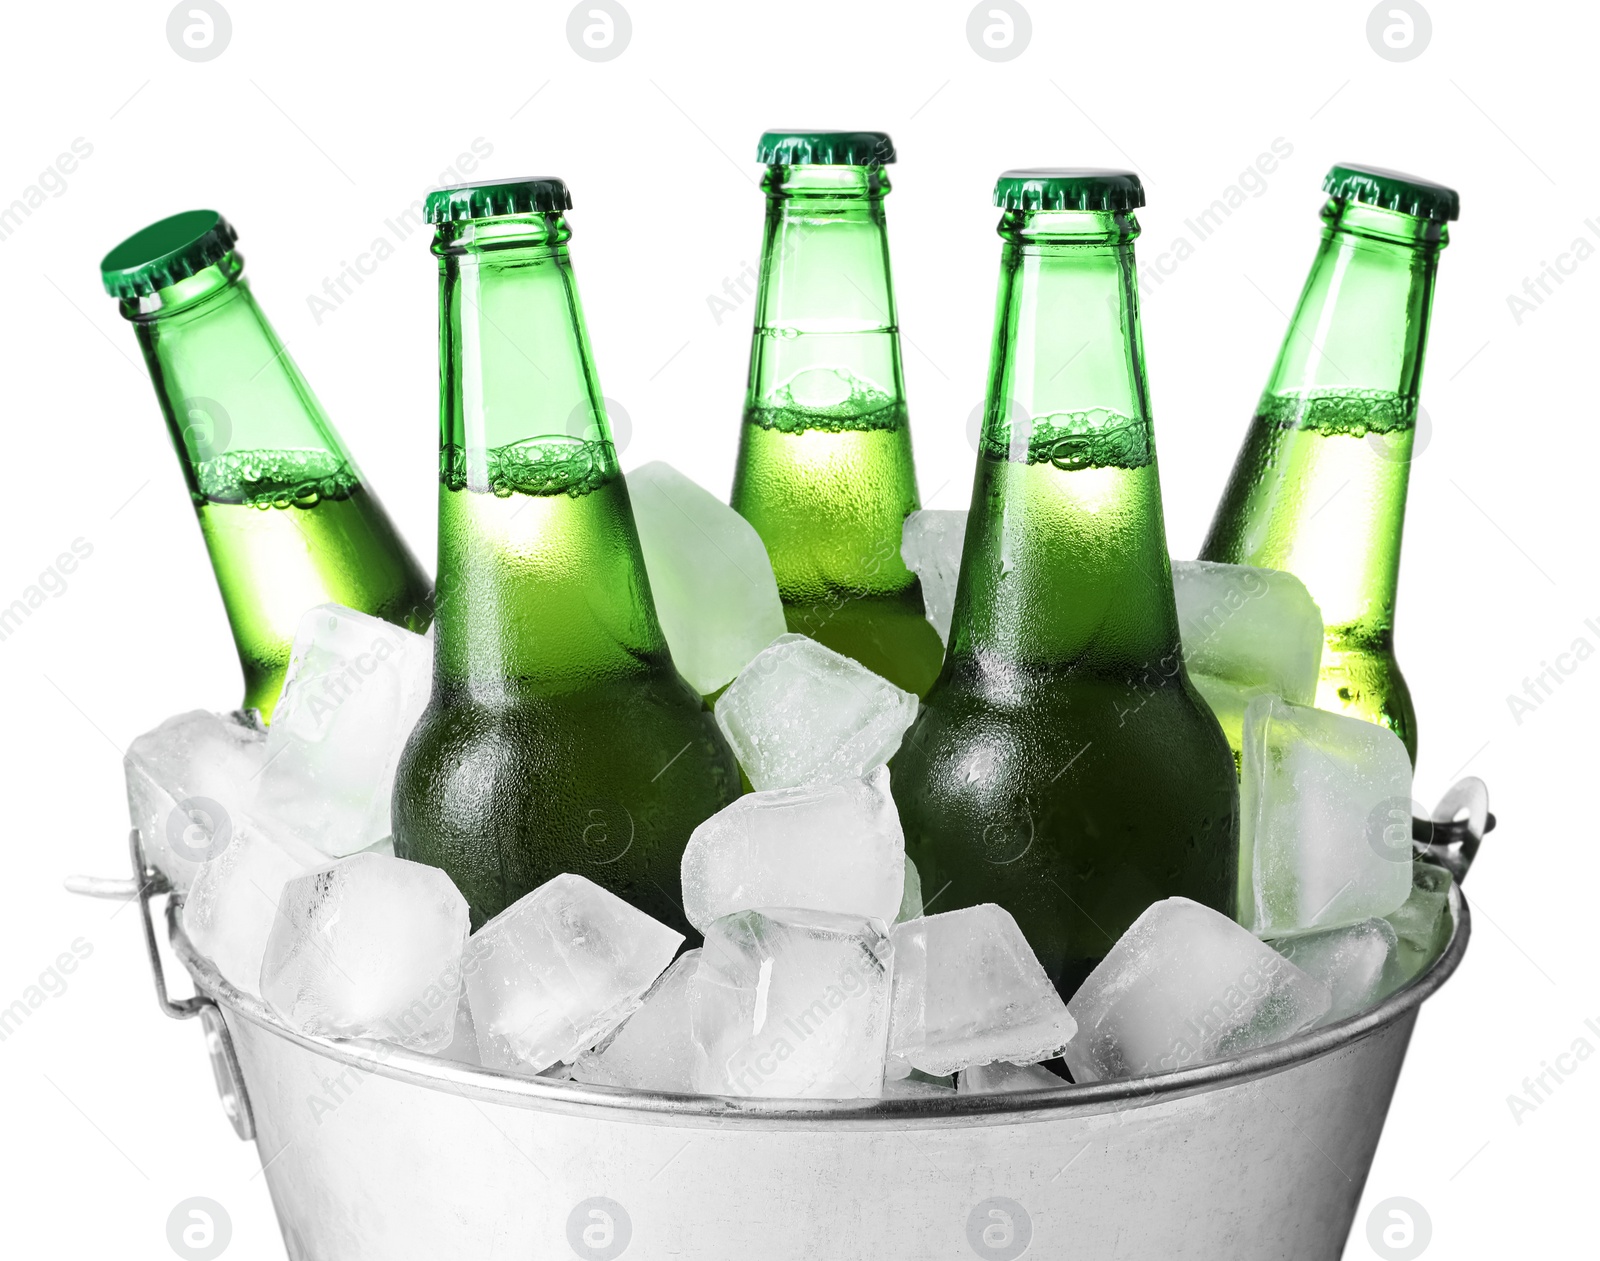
[64,831,256,1142]
[1415,776,1494,884]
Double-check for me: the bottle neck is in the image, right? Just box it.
[1224,199,1447,642]
[951,209,1181,672]
[127,252,357,505]
[431,214,664,695]
[435,214,618,490]
[1262,199,1447,423]
[744,165,906,425]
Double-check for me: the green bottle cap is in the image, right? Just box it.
[1322,163,1459,222]
[424,177,573,225]
[993,169,1145,213]
[99,209,238,299]
[757,130,896,167]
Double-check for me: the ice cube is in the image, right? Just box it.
[1173,561,1323,704]
[681,767,904,932]
[464,873,684,1072]
[437,991,481,1065]
[880,1070,956,1099]
[183,826,321,993]
[897,857,924,924]
[901,510,968,644]
[1064,897,1331,1082]
[250,604,433,859]
[957,1061,1064,1094]
[714,634,918,790]
[886,905,1075,1078]
[627,461,787,696]
[690,909,893,1099]
[1188,672,1254,769]
[573,949,700,1092]
[124,710,268,892]
[259,853,470,1050]
[1240,695,1414,937]
[1271,919,1396,1024]
[1382,861,1455,989]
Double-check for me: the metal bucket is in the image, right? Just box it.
[81,817,1482,1261]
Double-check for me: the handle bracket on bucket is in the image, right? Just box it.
[66,831,255,1141]
[1415,777,1494,884]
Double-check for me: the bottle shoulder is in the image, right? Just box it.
[905,658,1235,783]
[400,675,737,792]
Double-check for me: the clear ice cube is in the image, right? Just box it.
[681,766,904,932]
[124,710,268,892]
[886,905,1075,1078]
[464,873,684,1073]
[1241,695,1415,937]
[1381,861,1455,989]
[1064,897,1331,1082]
[437,991,481,1065]
[713,634,918,790]
[251,605,433,859]
[901,510,968,645]
[183,825,321,993]
[1270,918,1396,1024]
[1188,672,1255,765]
[573,949,701,1092]
[627,462,788,696]
[957,1061,1064,1094]
[690,909,893,1099]
[1172,560,1323,704]
[897,856,924,924]
[259,853,470,1050]
[880,1071,956,1099]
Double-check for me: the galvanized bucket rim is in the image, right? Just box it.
[167,883,1470,1131]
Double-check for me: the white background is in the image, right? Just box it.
[1,1,1590,1257]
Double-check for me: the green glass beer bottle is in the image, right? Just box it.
[891,171,1238,999]
[729,130,945,695]
[1199,165,1459,764]
[392,178,739,931]
[101,211,433,723]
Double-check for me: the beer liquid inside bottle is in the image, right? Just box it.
[392,178,739,931]
[730,130,945,695]
[101,211,433,722]
[891,172,1238,999]
[1199,165,1458,764]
